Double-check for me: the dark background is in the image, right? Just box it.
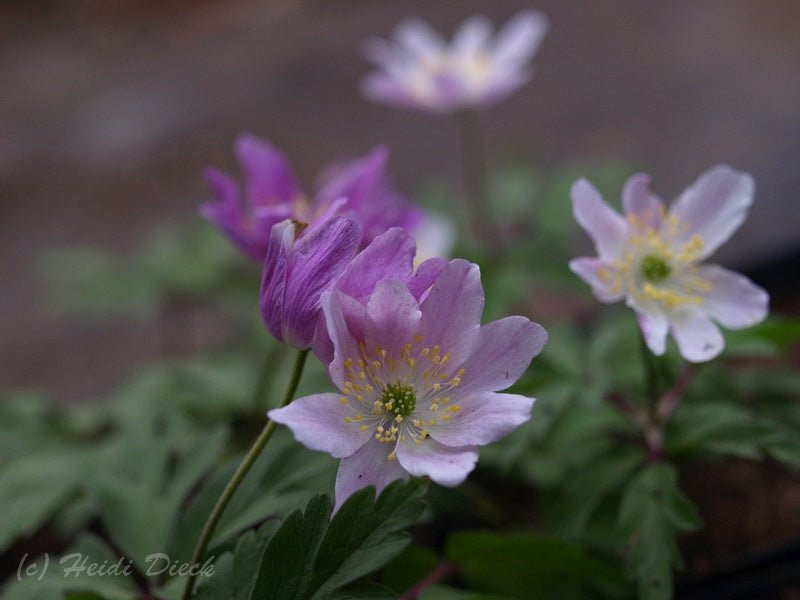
[2,0,799,403]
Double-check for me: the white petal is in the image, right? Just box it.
[695,264,769,329]
[453,15,492,56]
[669,165,754,260]
[636,310,669,355]
[395,19,445,57]
[622,173,664,231]
[571,179,628,260]
[669,309,725,362]
[492,10,548,67]
[569,257,625,303]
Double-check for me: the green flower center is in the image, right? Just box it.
[640,254,672,283]
[382,382,417,418]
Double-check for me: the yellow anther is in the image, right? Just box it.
[359,371,367,381]
[345,417,353,423]
[407,358,417,368]
[340,397,348,405]
[345,358,353,369]
[414,334,423,343]
[432,383,441,392]
[430,403,439,411]
[360,425,368,432]
[355,414,363,421]
[421,347,430,356]
[428,418,437,425]
[457,369,465,377]
[450,377,461,386]
[356,395,364,402]
[395,415,404,423]
[387,452,397,461]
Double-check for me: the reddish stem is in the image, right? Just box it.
[401,562,456,600]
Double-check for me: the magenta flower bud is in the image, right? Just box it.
[259,217,361,349]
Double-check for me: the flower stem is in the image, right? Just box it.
[454,109,493,243]
[181,348,309,600]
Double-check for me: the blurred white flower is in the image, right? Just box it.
[362,10,548,113]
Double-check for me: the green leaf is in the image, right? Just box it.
[204,480,427,600]
[617,463,701,600]
[446,531,628,599]
[85,411,227,577]
[171,428,336,565]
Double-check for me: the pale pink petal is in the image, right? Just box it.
[334,438,409,512]
[365,279,422,359]
[323,290,368,390]
[268,393,368,459]
[454,317,547,396]
[571,178,628,260]
[492,10,548,68]
[695,265,769,329]
[669,165,754,260]
[670,309,725,362]
[427,392,534,447]
[395,438,478,486]
[636,309,669,356]
[622,173,663,231]
[419,259,483,366]
[407,258,448,300]
[569,257,625,303]
[336,228,415,303]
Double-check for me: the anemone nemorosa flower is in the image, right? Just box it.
[260,217,361,349]
[570,165,769,363]
[270,259,547,508]
[201,134,423,260]
[361,10,548,113]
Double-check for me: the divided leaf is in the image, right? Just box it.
[617,463,701,600]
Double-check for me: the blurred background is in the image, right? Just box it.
[2,0,799,401]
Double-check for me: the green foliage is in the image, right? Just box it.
[39,223,250,317]
[617,463,701,600]
[195,480,427,600]
[445,531,629,599]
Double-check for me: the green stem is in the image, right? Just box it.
[454,109,493,243]
[181,349,309,600]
